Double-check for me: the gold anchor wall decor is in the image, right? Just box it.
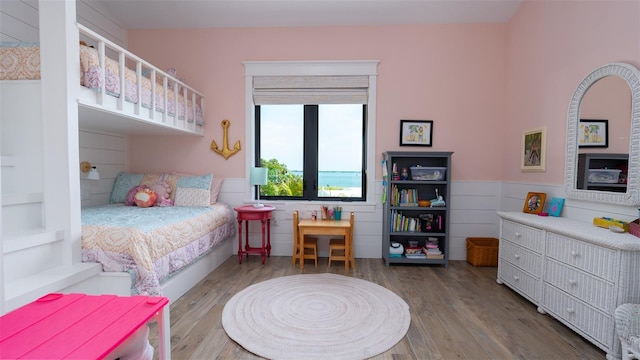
[211,119,241,159]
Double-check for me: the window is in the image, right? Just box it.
[243,60,379,204]
[256,104,366,201]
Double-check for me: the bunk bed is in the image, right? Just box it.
[1,24,205,136]
[1,21,235,306]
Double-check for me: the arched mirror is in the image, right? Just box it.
[565,62,640,206]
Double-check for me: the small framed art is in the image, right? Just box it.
[400,120,433,147]
[579,119,608,148]
[547,197,565,217]
[521,126,546,172]
[523,192,546,214]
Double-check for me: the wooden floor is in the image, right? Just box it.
[149,256,606,360]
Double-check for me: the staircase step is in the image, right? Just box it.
[2,192,43,206]
[5,263,102,313]
[3,229,64,254]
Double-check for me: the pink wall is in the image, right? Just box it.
[580,76,631,154]
[504,0,639,184]
[127,24,506,180]
[127,0,639,186]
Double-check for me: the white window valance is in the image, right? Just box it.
[252,75,369,104]
[244,60,379,105]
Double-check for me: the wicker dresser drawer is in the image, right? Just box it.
[501,220,544,253]
[546,232,616,281]
[498,259,540,303]
[544,258,614,312]
[500,240,543,278]
[542,283,611,349]
[497,211,640,359]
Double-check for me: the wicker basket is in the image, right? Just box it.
[466,237,499,267]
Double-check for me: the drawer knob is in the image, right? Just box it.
[570,250,579,257]
[515,232,521,237]
[514,254,521,260]
[513,275,520,281]
[569,279,577,286]
[567,307,575,314]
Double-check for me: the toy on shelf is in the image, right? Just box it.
[430,189,445,207]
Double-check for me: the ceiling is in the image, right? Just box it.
[92,0,523,29]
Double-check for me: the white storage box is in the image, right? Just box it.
[587,169,622,184]
[410,167,446,181]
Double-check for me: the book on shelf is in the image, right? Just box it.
[405,253,426,259]
[391,185,419,206]
[423,247,443,259]
[390,210,422,232]
[404,246,423,255]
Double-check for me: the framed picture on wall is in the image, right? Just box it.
[521,126,546,172]
[399,120,433,146]
[579,119,608,148]
[523,192,547,214]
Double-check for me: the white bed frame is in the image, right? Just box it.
[1,3,226,312]
[98,237,234,304]
[76,24,205,137]
[159,237,233,303]
[73,24,233,303]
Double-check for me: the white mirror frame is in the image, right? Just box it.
[565,62,640,206]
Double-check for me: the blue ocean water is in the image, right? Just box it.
[291,171,361,188]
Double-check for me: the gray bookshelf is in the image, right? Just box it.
[382,151,452,267]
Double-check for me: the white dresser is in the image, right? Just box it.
[497,211,640,360]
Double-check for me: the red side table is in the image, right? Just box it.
[234,205,275,264]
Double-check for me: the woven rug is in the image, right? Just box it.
[221,273,411,360]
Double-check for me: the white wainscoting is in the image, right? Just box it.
[218,178,505,261]
[78,130,128,208]
[220,179,640,262]
[0,0,127,46]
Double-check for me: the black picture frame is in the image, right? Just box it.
[399,120,433,147]
[578,119,608,148]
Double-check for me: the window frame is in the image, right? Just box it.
[243,60,379,206]
[255,104,368,201]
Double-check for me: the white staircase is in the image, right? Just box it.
[1,81,105,314]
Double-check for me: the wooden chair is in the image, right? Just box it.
[328,212,354,269]
[292,210,318,267]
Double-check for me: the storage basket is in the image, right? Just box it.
[466,237,499,267]
[410,167,446,181]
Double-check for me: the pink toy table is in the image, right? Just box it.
[0,293,170,359]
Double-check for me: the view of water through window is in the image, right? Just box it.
[260,104,363,198]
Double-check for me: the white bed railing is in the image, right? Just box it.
[77,24,205,134]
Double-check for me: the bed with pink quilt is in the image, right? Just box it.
[82,203,235,297]
[80,172,235,297]
[0,24,205,136]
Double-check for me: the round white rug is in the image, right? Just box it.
[222,273,411,360]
